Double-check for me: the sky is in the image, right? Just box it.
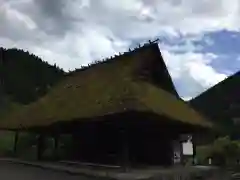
[1,0,240,100]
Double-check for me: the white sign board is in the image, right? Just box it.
[182,140,193,155]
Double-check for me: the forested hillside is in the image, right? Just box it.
[0,47,65,157]
[0,47,65,106]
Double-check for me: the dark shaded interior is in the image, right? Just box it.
[32,112,204,166]
[68,118,174,166]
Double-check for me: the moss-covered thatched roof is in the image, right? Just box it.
[0,42,212,130]
[189,71,240,133]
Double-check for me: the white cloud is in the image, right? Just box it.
[186,58,227,87]
[161,45,227,97]
[0,0,237,97]
[30,26,130,71]
[0,2,37,30]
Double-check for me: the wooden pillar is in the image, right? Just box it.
[121,126,130,172]
[53,134,59,160]
[123,138,129,171]
[13,131,19,156]
[180,141,184,165]
[192,135,197,165]
[172,139,183,165]
[37,134,45,161]
[72,133,79,160]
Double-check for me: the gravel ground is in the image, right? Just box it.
[0,160,233,180]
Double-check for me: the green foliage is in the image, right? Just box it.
[0,47,65,105]
[196,146,212,165]
[189,71,240,137]
[197,136,240,166]
[0,131,14,156]
[0,47,65,157]
[0,47,65,129]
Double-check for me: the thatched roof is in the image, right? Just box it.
[189,71,240,131]
[0,41,212,130]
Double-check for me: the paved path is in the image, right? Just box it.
[0,161,100,180]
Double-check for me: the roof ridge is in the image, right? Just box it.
[67,39,160,76]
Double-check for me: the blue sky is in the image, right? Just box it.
[1,0,240,100]
[159,30,240,98]
[202,31,240,72]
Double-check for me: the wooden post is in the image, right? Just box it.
[37,134,45,161]
[123,138,130,172]
[121,126,130,172]
[13,131,19,156]
[192,135,197,165]
[172,139,183,165]
[53,134,59,160]
[180,140,184,165]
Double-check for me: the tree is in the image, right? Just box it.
[0,47,65,104]
[0,47,65,158]
[197,136,240,166]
